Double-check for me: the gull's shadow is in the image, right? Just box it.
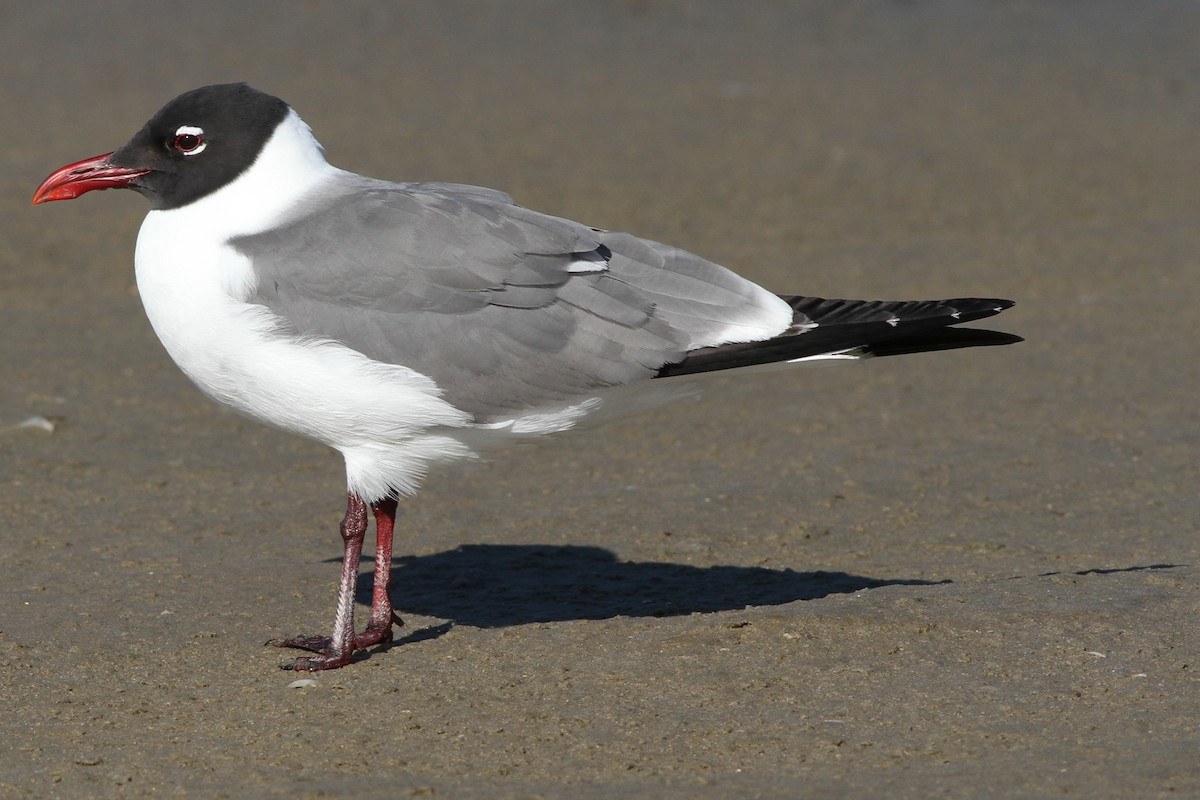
[349,543,948,628]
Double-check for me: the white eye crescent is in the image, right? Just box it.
[171,125,207,156]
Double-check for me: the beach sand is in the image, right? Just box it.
[1,2,1197,796]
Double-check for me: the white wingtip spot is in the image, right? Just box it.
[951,311,962,320]
[886,316,900,327]
[566,248,609,274]
[566,259,607,274]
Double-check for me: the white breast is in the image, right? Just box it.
[131,111,476,500]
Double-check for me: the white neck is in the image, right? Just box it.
[152,108,341,241]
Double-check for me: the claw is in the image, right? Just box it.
[282,651,354,671]
[354,611,404,649]
[269,493,405,671]
[267,634,335,654]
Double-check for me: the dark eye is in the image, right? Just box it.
[171,126,207,156]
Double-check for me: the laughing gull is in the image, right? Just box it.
[33,83,1016,671]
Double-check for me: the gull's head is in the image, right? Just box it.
[33,83,294,211]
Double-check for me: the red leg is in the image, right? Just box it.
[356,497,404,648]
[270,493,368,671]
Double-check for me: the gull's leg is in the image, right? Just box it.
[270,493,368,671]
[355,497,404,648]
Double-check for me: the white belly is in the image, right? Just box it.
[133,210,475,499]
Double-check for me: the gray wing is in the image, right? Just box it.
[235,178,785,420]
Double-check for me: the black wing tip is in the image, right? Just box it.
[866,327,1023,358]
[656,296,1019,378]
[923,297,1015,317]
[960,297,1014,313]
[949,297,1015,323]
[783,295,1015,326]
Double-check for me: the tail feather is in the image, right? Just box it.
[656,296,1017,378]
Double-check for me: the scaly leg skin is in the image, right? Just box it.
[269,493,369,670]
[356,497,404,649]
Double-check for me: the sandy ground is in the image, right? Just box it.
[2,2,1198,797]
